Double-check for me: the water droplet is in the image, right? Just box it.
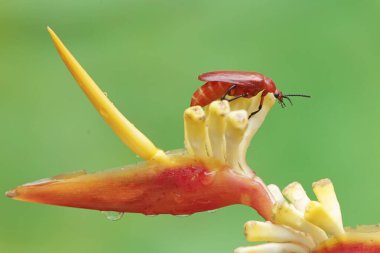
[102,211,124,221]
[207,209,218,213]
[200,171,216,186]
[103,92,108,97]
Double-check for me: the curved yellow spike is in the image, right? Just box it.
[47,27,168,162]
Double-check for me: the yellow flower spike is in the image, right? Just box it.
[47,27,168,163]
[206,100,230,162]
[304,201,345,236]
[312,179,343,230]
[184,106,210,157]
[225,110,248,173]
[283,182,311,213]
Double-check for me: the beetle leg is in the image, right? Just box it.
[248,95,265,118]
[248,105,262,118]
[226,93,248,102]
[221,84,237,100]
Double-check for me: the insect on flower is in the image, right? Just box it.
[191,71,311,117]
[5,28,278,220]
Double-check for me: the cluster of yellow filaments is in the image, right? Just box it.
[184,94,275,176]
[235,179,380,253]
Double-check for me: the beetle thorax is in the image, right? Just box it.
[264,77,277,93]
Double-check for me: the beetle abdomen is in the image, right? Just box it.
[190,81,232,107]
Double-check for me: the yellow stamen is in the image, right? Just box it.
[268,184,286,204]
[344,225,380,242]
[272,203,328,244]
[225,110,248,172]
[304,201,345,236]
[283,182,311,213]
[244,221,316,249]
[206,100,230,161]
[312,179,343,230]
[184,106,209,157]
[47,27,167,162]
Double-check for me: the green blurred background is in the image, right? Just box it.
[1,1,380,252]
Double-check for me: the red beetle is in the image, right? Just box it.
[191,71,310,117]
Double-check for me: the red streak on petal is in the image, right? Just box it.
[6,156,274,220]
[314,241,380,253]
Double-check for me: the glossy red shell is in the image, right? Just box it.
[191,71,276,107]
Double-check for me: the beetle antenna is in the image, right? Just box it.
[278,100,286,108]
[283,96,293,106]
[283,94,311,98]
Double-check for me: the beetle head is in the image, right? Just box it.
[274,89,286,108]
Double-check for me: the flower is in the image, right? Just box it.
[235,179,380,253]
[6,28,379,253]
[6,28,276,219]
